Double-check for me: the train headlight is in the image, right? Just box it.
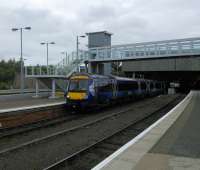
[67,95,70,98]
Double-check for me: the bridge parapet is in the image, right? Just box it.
[88,37,200,62]
[25,50,89,78]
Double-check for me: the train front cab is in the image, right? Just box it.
[66,75,94,109]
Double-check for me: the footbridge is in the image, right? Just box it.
[25,35,200,96]
[89,37,200,62]
[87,37,200,75]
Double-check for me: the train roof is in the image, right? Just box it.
[110,75,137,81]
[70,72,109,79]
[70,73,162,82]
[90,74,110,79]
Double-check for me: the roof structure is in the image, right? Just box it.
[86,31,113,35]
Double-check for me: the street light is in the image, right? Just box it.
[40,41,55,74]
[61,51,69,65]
[12,26,31,94]
[76,35,86,71]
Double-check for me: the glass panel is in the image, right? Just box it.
[69,79,88,91]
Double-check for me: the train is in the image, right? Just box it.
[65,73,165,109]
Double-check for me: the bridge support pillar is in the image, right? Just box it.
[96,63,100,74]
[33,79,40,98]
[88,62,94,73]
[103,63,112,75]
[49,79,56,99]
[88,62,112,75]
[132,72,136,78]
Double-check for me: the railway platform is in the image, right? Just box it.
[93,91,200,170]
[0,93,65,113]
[0,93,65,129]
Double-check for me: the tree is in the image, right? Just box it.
[0,59,20,89]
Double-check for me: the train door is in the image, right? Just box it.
[146,80,150,95]
[138,81,142,95]
[153,82,156,95]
[111,79,117,99]
[93,79,99,102]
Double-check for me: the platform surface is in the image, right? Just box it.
[0,93,65,112]
[93,91,200,170]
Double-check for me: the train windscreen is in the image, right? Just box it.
[68,79,88,92]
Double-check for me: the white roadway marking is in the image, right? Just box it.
[92,91,193,170]
[0,102,65,114]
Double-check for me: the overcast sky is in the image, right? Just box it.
[0,0,200,65]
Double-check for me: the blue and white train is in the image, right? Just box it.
[65,73,165,109]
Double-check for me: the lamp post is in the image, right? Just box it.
[12,26,31,94]
[23,58,28,77]
[76,35,86,71]
[61,51,68,65]
[40,41,55,75]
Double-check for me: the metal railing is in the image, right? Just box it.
[25,65,60,77]
[88,37,200,61]
[25,37,200,77]
[25,50,89,77]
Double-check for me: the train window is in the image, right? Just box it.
[132,81,138,89]
[155,82,161,89]
[98,83,112,92]
[118,82,124,91]
[141,82,146,89]
[69,79,88,91]
[118,81,138,91]
[150,82,154,89]
[96,79,113,92]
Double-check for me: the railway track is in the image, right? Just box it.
[43,95,183,170]
[0,94,183,170]
[0,96,152,139]
[0,98,155,154]
[0,113,78,138]
[0,97,149,139]
[0,103,70,138]
[0,103,150,154]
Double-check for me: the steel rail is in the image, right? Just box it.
[0,113,78,139]
[0,104,142,155]
[43,96,182,170]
